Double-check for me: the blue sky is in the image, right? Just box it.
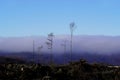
[0,0,120,37]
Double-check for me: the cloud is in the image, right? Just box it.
[0,35,120,54]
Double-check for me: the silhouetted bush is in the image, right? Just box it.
[0,60,120,80]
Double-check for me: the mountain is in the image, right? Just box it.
[0,56,26,64]
[0,52,120,65]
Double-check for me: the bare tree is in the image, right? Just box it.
[70,22,76,62]
[46,33,54,65]
[61,40,67,64]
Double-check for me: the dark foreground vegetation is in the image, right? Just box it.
[0,59,120,80]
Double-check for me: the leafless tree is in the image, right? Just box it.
[46,33,54,65]
[70,22,76,62]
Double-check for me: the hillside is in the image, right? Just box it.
[0,52,120,65]
[0,60,119,80]
[0,56,26,64]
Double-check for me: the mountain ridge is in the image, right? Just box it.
[0,51,120,65]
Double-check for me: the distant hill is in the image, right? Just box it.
[0,52,120,65]
[0,56,26,64]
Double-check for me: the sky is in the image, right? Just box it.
[0,0,120,37]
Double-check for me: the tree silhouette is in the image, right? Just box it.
[69,22,76,62]
[46,33,54,65]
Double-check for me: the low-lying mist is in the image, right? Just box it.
[0,35,120,55]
